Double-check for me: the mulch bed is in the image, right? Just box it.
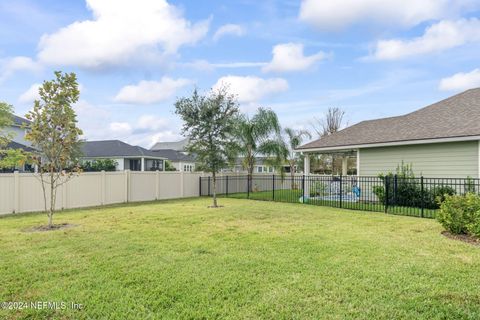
[24,223,78,232]
[442,231,480,246]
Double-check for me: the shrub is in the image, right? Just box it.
[437,193,480,237]
[310,181,328,197]
[373,162,456,210]
[81,159,117,172]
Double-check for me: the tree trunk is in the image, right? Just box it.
[248,166,254,193]
[290,167,295,190]
[212,172,218,207]
[49,172,55,228]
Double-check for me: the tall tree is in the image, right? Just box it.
[311,107,346,174]
[25,71,83,227]
[235,107,284,190]
[281,128,311,187]
[311,107,345,137]
[175,87,239,208]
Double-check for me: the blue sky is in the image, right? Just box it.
[1,0,480,147]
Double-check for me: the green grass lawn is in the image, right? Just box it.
[0,198,479,319]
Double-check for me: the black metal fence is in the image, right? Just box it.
[200,175,480,218]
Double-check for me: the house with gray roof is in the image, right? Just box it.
[150,148,196,172]
[297,88,480,178]
[150,138,189,152]
[81,140,167,171]
[0,115,35,172]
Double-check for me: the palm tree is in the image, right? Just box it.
[235,107,284,191]
[281,128,312,188]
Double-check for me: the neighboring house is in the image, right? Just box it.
[1,115,35,172]
[150,138,197,172]
[223,157,295,174]
[151,138,189,152]
[297,88,480,178]
[4,115,32,150]
[150,149,196,172]
[81,140,167,171]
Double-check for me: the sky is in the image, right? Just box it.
[0,0,480,148]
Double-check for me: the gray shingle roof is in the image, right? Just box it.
[12,115,30,127]
[298,88,480,150]
[150,138,188,151]
[150,149,195,162]
[6,141,36,152]
[81,140,166,159]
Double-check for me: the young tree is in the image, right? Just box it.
[25,71,83,227]
[175,87,239,208]
[235,107,284,191]
[281,128,311,187]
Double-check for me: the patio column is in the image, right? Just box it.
[141,157,145,171]
[342,156,348,176]
[303,154,310,174]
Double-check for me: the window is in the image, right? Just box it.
[129,159,141,171]
[257,166,263,173]
[145,159,163,171]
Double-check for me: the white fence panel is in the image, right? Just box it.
[65,173,103,209]
[130,172,157,202]
[105,172,126,204]
[0,171,206,216]
[0,174,14,214]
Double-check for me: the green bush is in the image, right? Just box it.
[310,181,328,197]
[373,162,456,210]
[437,193,480,237]
[81,159,117,172]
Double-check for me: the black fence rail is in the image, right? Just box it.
[200,175,480,218]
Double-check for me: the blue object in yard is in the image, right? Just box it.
[352,185,361,197]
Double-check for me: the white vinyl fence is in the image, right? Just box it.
[0,171,204,215]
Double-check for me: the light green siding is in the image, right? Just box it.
[359,141,479,178]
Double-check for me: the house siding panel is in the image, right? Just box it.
[359,141,479,178]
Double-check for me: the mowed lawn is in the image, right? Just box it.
[1,198,479,319]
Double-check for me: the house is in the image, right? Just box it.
[150,138,189,152]
[1,115,35,172]
[81,140,167,171]
[297,88,480,178]
[222,157,295,174]
[150,149,196,172]
[150,138,196,172]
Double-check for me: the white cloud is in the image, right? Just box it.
[37,0,209,69]
[18,83,41,104]
[213,24,245,41]
[439,68,480,91]
[370,18,480,60]
[113,77,192,104]
[262,43,327,73]
[0,56,41,82]
[107,116,180,147]
[213,75,288,103]
[299,0,476,30]
[109,122,132,135]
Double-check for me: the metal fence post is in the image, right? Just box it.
[199,176,202,196]
[226,175,229,197]
[302,175,305,203]
[339,175,343,208]
[393,174,398,207]
[384,175,389,213]
[421,176,424,218]
[208,176,211,196]
[272,174,275,201]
